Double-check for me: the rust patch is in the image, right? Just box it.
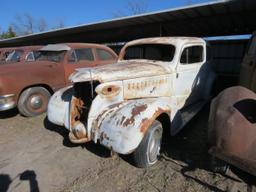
[140,107,170,134]
[69,132,90,144]
[140,118,151,134]
[123,104,147,127]
[93,102,124,132]
[70,96,84,129]
[101,85,120,98]
[131,104,147,116]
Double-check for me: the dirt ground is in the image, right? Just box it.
[0,105,255,192]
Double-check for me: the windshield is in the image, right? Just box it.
[35,51,65,62]
[6,50,24,62]
[123,44,176,62]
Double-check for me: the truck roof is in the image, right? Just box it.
[125,37,206,47]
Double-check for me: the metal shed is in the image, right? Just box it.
[0,0,255,47]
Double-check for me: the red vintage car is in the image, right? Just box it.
[0,43,117,117]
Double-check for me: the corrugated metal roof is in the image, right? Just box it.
[0,0,255,47]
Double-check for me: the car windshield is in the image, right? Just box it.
[35,51,65,62]
[6,50,24,62]
[123,44,176,62]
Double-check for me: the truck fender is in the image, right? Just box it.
[97,98,171,154]
[47,86,73,127]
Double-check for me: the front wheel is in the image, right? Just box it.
[18,87,51,117]
[133,120,163,168]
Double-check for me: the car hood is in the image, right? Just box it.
[70,60,174,83]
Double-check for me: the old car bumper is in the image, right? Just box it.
[47,86,72,128]
[0,94,16,111]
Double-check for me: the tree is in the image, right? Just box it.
[113,0,149,18]
[38,18,48,32]
[52,19,65,30]
[11,13,65,36]
[12,14,35,35]
[0,26,16,39]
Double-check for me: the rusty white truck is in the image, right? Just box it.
[47,37,215,167]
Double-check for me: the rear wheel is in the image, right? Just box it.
[18,87,51,117]
[133,120,163,168]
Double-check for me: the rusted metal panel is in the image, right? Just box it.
[96,98,172,154]
[208,86,256,176]
[70,61,173,83]
[123,75,172,99]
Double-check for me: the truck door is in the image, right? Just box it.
[239,34,256,92]
[174,44,205,108]
[64,48,96,84]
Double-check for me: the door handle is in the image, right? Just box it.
[176,73,179,78]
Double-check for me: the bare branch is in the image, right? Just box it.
[112,0,149,18]
[38,18,48,32]
[10,13,65,36]
[126,0,149,15]
[11,13,34,35]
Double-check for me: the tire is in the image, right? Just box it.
[18,87,51,117]
[210,156,229,174]
[133,120,163,168]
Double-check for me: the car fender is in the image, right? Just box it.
[96,98,172,154]
[47,86,73,128]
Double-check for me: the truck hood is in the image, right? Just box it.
[70,60,173,83]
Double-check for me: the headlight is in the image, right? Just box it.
[95,83,121,98]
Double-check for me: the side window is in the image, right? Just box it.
[25,52,35,61]
[75,48,94,61]
[96,48,115,60]
[6,50,24,62]
[180,45,204,64]
[4,51,10,59]
[68,50,77,63]
[247,36,256,55]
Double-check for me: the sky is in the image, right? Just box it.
[0,0,212,32]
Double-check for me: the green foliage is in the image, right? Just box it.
[0,26,16,39]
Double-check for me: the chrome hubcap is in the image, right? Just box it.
[30,96,43,109]
[148,128,161,163]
